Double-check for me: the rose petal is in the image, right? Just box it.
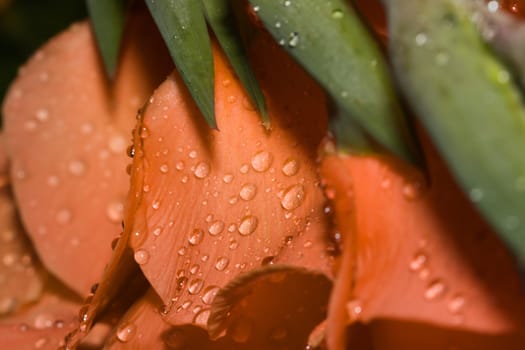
[319,135,525,347]
[1,10,172,295]
[124,29,332,328]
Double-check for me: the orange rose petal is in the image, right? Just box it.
[207,265,331,348]
[1,11,172,295]
[124,29,332,329]
[320,137,525,348]
[103,289,170,349]
[0,179,46,316]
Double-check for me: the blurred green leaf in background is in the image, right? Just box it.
[0,0,87,126]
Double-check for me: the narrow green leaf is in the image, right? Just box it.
[86,0,126,79]
[388,0,525,268]
[145,0,216,128]
[247,0,421,164]
[202,0,268,127]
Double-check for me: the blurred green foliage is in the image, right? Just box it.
[0,0,87,125]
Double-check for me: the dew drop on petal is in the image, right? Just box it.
[214,256,230,271]
[239,183,257,201]
[281,184,306,210]
[106,200,124,223]
[238,215,258,236]
[116,323,137,343]
[282,158,299,176]
[208,221,225,236]
[193,309,210,326]
[409,252,427,272]
[134,249,150,265]
[188,229,204,245]
[68,160,86,176]
[188,279,204,295]
[160,164,169,174]
[251,151,273,172]
[223,174,234,183]
[448,294,466,314]
[201,285,220,305]
[56,209,72,225]
[194,162,210,179]
[108,135,127,154]
[424,279,447,301]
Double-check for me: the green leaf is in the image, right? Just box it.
[388,0,525,268]
[145,0,216,128]
[247,0,421,164]
[202,0,268,127]
[86,0,126,79]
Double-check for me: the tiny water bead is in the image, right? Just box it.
[214,256,230,271]
[448,294,466,314]
[56,209,72,225]
[134,249,150,265]
[116,323,137,343]
[288,32,300,48]
[424,279,448,301]
[208,221,225,236]
[201,285,220,305]
[409,251,428,271]
[160,164,169,174]
[68,159,87,176]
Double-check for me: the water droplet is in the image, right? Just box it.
[402,181,423,200]
[134,249,150,265]
[409,252,427,271]
[152,201,161,210]
[116,323,137,342]
[253,5,260,12]
[223,174,234,183]
[251,151,273,172]
[208,221,225,236]
[160,164,169,174]
[176,276,188,291]
[194,162,210,179]
[193,309,210,326]
[487,0,499,12]
[189,150,198,159]
[34,337,48,349]
[108,135,127,154]
[229,239,239,250]
[175,161,185,170]
[188,229,204,245]
[229,317,252,343]
[140,126,149,138]
[288,32,300,48]
[424,279,447,301]
[448,294,466,314]
[239,183,257,201]
[68,160,86,176]
[47,175,59,187]
[331,9,343,19]
[35,108,49,122]
[106,200,124,223]
[275,21,282,28]
[238,215,258,236]
[283,0,291,7]
[215,257,230,271]
[56,209,72,225]
[281,184,306,210]
[201,285,220,305]
[415,32,428,46]
[262,256,275,266]
[282,158,299,176]
[188,279,204,295]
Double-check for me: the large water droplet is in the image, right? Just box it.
[116,323,137,342]
[238,215,258,236]
[208,221,225,236]
[251,151,273,172]
[215,256,230,271]
[194,162,210,179]
[188,229,204,245]
[281,184,306,210]
[239,183,257,201]
[134,249,150,265]
[201,285,220,305]
[424,279,447,301]
[188,279,204,295]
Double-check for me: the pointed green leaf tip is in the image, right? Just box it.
[388,0,525,268]
[146,0,216,128]
[202,0,268,128]
[86,0,126,79]
[248,0,421,164]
